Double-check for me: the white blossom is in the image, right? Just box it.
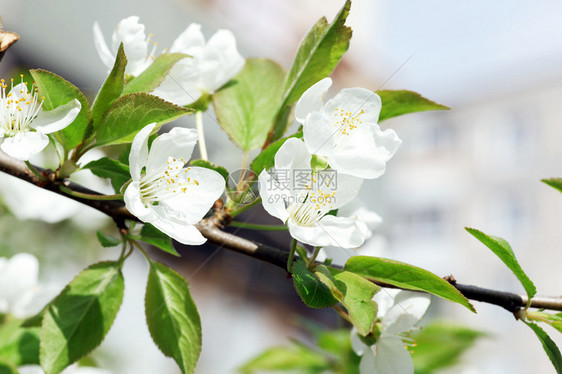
[124,123,225,245]
[258,138,365,248]
[351,290,431,374]
[295,78,402,179]
[0,253,59,318]
[0,77,80,161]
[93,16,156,77]
[0,149,111,227]
[317,203,387,266]
[152,23,244,106]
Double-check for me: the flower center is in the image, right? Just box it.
[287,189,336,227]
[0,75,44,137]
[138,157,198,206]
[332,107,365,138]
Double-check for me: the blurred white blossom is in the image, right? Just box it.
[152,23,244,106]
[0,253,59,318]
[93,17,244,106]
[93,16,156,77]
[351,289,430,374]
[0,149,111,227]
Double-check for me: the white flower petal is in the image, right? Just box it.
[129,123,155,180]
[1,132,49,161]
[17,365,44,374]
[322,87,381,124]
[302,111,338,158]
[316,215,366,248]
[170,23,205,54]
[150,216,206,245]
[112,16,150,76]
[199,29,245,92]
[164,166,225,223]
[328,173,363,210]
[329,124,401,179]
[0,173,81,222]
[151,59,202,106]
[0,253,38,314]
[146,127,198,175]
[274,137,311,171]
[32,99,81,134]
[350,328,368,355]
[383,291,430,335]
[358,347,378,374]
[93,21,115,70]
[12,283,60,319]
[366,336,414,374]
[124,182,156,222]
[9,82,31,101]
[373,289,402,318]
[287,214,365,248]
[258,170,289,223]
[295,78,332,124]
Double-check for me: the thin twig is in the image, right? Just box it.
[1,150,562,313]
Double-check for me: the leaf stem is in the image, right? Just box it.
[131,240,152,263]
[228,197,262,218]
[333,305,353,325]
[24,160,48,182]
[229,221,288,231]
[195,110,208,160]
[287,239,297,273]
[59,184,123,201]
[307,246,322,269]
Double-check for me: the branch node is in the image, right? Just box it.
[444,274,457,284]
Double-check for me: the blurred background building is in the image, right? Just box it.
[1,0,562,373]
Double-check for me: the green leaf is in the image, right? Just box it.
[40,262,124,374]
[95,93,192,146]
[524,321,562,374]
[30,69,92,151]
[0,320,40,366]
[140,223,179,256]
[213,58,286,151]
[91,43,127,126]
[344,256,475,312]
[411,321,487,374]
[123,53,190,95]
[527,311,562,334]
[145,261,201,374]
[315,266,380,336]
[465,228,536,303]
[268,0,352,142]
[0,362,17,374]
[542,178,562,193]
[292,260,337,308]
[238,345,329,374]
[96,231,122,248]
[189,159,229,183]
[82,157,131,193]
[377,90,449,122]
[250,131,303,175]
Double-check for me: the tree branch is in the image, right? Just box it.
[1,150,561,314]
